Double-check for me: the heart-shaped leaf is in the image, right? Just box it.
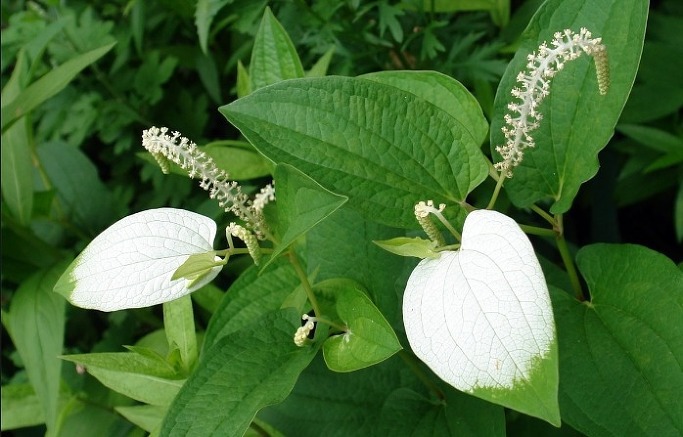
[403,209,559,425]
[54,208,221,311]
[322,280,402,372]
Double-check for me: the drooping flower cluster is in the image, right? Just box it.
[495,28,609,177]
[142,127,274,240]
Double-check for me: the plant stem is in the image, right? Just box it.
[399,350,445,401]
[530,204,556,228]
[288,251,321,316]
[554,214,584,300]
[486,173,506,210]
[519,224,556,237]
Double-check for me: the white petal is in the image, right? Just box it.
[55,208,220,311]
[403,209,554,391]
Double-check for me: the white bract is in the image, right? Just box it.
[54,208,221,312]
[403,209,554,392]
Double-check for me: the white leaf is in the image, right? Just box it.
[403,209,554,392]
[55,208,221,311]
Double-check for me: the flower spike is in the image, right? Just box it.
[142,127,274,239]
[495,28,609,178]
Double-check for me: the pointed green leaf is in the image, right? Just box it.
[161,308,320,436]
[1,51,33,225]
[403,210,559,425]
[322,282,402,372]
[264,163,347,269]
[54,208,220,311]
[374,236,439,259]
[553,244,683,436]
[163,295,198,373]
[221,74,489,228]
[490,0,648,213]
[61,352,184,405]
[8,263,66,433]
[249,6,304,90]
[195,0,234,54]
[306,46,335,77]
[2,42,116,133]
[236,59,252,98]
[171,252,222,281]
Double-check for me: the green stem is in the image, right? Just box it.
[399,350,445,401]
[314,316,347,333]
[530,204,556,228]
[519,224,556,238]
[554,215,584,300]
[487,173,506,210]
[288,251,321,316]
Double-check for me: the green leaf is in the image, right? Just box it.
[249,6,304,90]
[161,308,319,436]
[490,0,648,213]
[553,244,683,436]
[1,51,33,226]
[264,163,347,270]
[37,140,116,233]
[61,352,184,406]
[1,42,115,133]
[360,70,489,147]
[203,259,300,351]
[8,262,67,433]
[163,295,198,373]
[115,404,167,434]
[1,383,64,431]
[236,59,252,98]
[171,252,222,281]
[306,46,335,77]
[377,388,506,436]
[221,74,489,228]
[195,0,234,54]
[374,236,439,259]
[322,282,402,372]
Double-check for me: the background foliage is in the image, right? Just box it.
[2,0,681,435]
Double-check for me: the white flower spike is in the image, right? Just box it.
[142,127,273,239]
[495,28,609,177]
[54,208,222,312]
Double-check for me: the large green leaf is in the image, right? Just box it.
[202,259,301,352]
[377,388,506,436]
[1,42,115,133]
[553,244,683,436]
[490,0,648,213]
[8,263,67,433]
[221,74,489,229]
[161,308,319,436]
[264,163,347,269]
[249,6,304,90]
[322,281,402,372]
